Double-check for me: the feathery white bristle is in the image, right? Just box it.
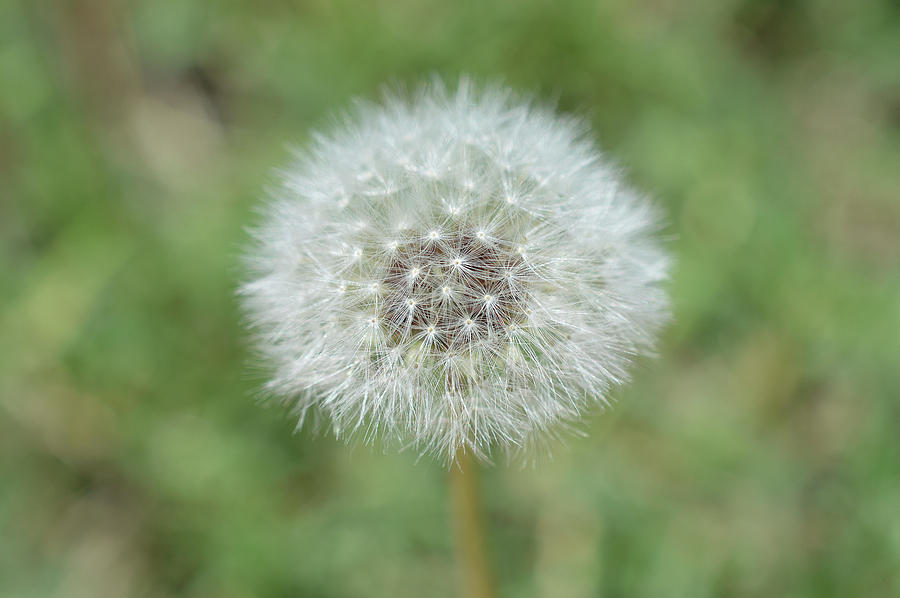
[241,78,670,463]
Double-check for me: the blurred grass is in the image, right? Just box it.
[2,0,899,596]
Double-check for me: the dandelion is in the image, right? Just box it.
[240,78,669,463]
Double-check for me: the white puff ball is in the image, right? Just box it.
[241,78,670,462]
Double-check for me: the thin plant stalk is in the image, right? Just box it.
[449,450,494,598]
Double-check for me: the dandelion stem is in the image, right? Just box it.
[449,449,494,598]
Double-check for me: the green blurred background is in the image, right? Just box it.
[2,0,899,596]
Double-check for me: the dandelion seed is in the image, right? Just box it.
[240,78,670,463]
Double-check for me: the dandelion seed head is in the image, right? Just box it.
[241,78,670,462]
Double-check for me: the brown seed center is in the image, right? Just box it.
[378,229,529,352]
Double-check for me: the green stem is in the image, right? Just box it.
[449,449,495,598]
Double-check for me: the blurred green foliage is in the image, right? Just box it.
[2,0,899,596]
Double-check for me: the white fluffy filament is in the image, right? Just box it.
[241,78,670,463]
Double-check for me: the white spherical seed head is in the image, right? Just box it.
[241,78,670,463]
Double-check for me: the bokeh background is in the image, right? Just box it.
[2,0,899,596]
